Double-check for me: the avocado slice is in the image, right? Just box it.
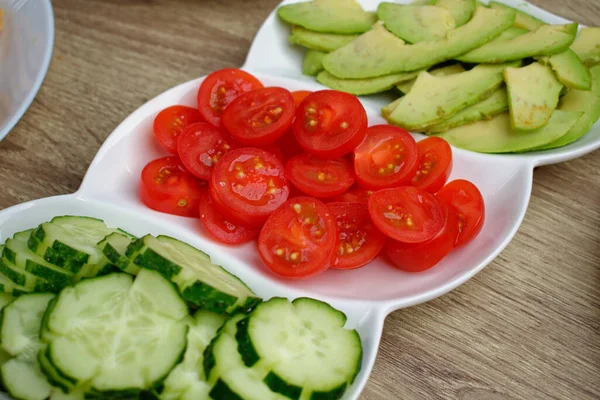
[384,62,518,130]
[434,110,582,153]
[377,3,455,43]
[303,50,327,76]
[277,0,377,34]
[322,6,516,78]
[289,26,358,52]
[570,27,600,67]
[397,64,466,94]
[426,88,508,132]
[457,23,578,64]
[535,65,600,149]
[488,1,545,31]
[504,62,564,131]
[435,0,476,27]
[540,49,592,91]
[317,70,420,95]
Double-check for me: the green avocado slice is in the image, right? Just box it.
[289,27,358,52]
[317,70,420,95]
[540,49,592,91]
[488,1,545,31]
[322,6,515,78]
[303,50,327,76]
[434,110,583,153]
[397,64,466,94]
[457,23,578,64]
[504,62,564,131]
[435,0,476,27]
[277,0,377,34]
[570,27,600,67]
[384,62,518,130]
[377,3,455,43]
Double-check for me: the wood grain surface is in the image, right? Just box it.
[1,1,599,399]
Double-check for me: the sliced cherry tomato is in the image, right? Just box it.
[263,145,285,164]
[327,202,386,270]
[177,122,239,180]
[386,201,459,272]
[199,191,259,245]
[222,87,295,146]
[285,154,355,198]
[436,179,485,247]
[412,137,453,193]
[197,68,263,127]
[330,188,374,204]
[368,186,444,243]
[258,197,337,278]
[153,106,203,154]
[292,90,312,108]
[354,125,419,190]
[209,148,289,227]
[293,90,367,159]
[140,156,206,217]
[275,131,304,162]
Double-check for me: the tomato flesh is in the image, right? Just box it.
[177,122,239,180]
[436,179,485,247]
[209,147,289,227]
[293,90,367,159]
[153,106,203,154]
[258,197,337,278]
[199,191,259,244]
[222,87,295,146]
[386,201,459,272]
[197,68,263,127]
[412,137,453,194]
[354,125,419,190]
[330,188,374,204]
[285,153,355,198]
[327,202,386,270]
[292,90,312,108]
[368,186,444,243]
[140,156,206,217]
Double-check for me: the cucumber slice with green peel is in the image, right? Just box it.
[99,232,139,275]
[1,358,53,400]
[49,387,85,400]
[235,298,362,400]
[0,257,49,290]
[0,292,13,309]
[43,270,189,395]
[38,346,77,394]
[130,235,260,315]
[13,229,35,243]
[0,270,33,296]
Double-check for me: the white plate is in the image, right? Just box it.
[0,1,598,399]
[0,0,54,142]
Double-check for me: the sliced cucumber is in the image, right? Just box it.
[236,298,362,400]
[0,257,49,291]
[1,358,53,400]
[129,235,260,315]
[13,229,34,243]
[0,270,33,296]
[98,232,139,275]
[43,270,188,395]
[0,292,13,309]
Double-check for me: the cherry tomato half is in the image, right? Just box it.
[285,153,355,198]
[293,90,367,159]
[436,179,485,247]
[412,137,453,194]
[327,202,386,270]
[368,186,444,243]
[209,147,289,228]
[222,87,295,146]
[153,106,203,154]
[199,191,259,245]
[177,122,239,180]
[197,68,263,127]
[258,197,337,278]
[354,125,419,190]
[386,201,459,272]
[140,156,206,217]
[329,188,374,204]
[292,90,312,108]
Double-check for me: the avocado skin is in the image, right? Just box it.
[488,1,545,31]
[317,70,420,96]
[289,27,358,52]
[570,27,600,67]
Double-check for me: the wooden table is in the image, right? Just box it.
[1,1,599,399]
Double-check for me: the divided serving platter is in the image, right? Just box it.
[0,1,599,399]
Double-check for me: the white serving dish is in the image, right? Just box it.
[0,1,598,399]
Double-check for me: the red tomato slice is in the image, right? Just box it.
[153,106,203,154]
[327,202,386,270]
[368,186,444,243]
[263,145,285,164]
[222,87,295,146]
[275,131,304,162]
[177,122,239,180]
[199,191,259,245]
[140,156,206,217]
[285,154,355,198]
[258,197,337,278]
[386,201,459,272]
[209,148,289,227]
[197,68,263,128]
[436,179,485,247]
[329,188,374,204]
[354,125,419,190]
[292,90,312,108]
[293,90,367,159]
[412,137,453,193]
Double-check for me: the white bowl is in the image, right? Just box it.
[0,0,54,142]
